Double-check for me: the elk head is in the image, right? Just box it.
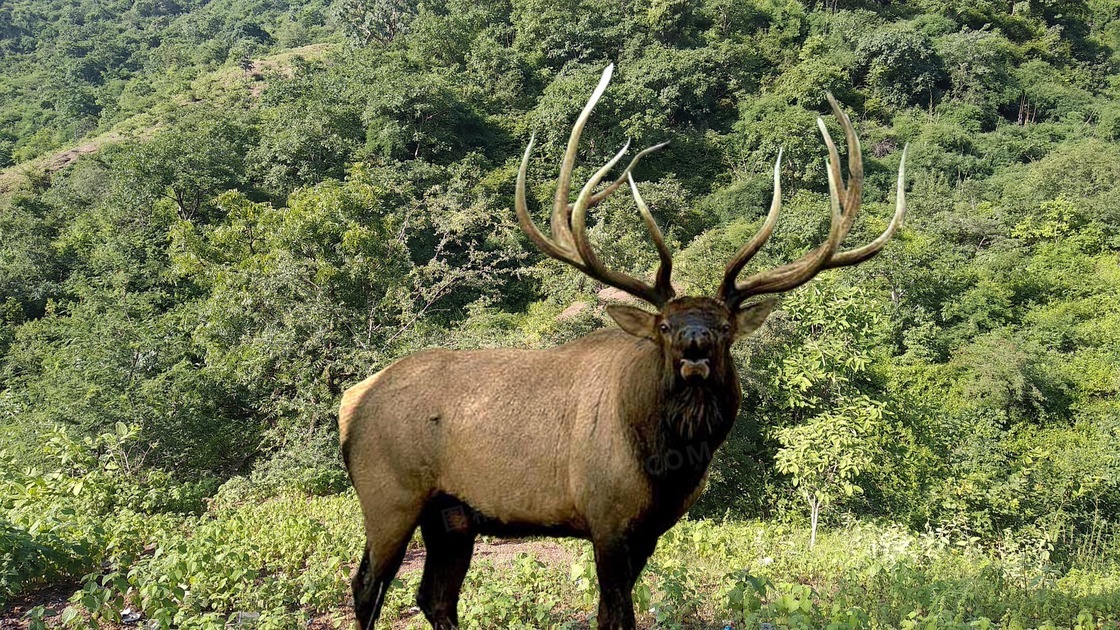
[515,65,907,389]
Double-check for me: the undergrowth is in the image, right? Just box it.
[6,425,1120,629]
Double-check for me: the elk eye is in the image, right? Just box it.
[658,322,670,333]
[721,323,731,333]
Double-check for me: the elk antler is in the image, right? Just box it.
[718,93,908,310]
[516,64,675,308]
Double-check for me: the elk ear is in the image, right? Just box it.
[735,298,777,338]
[606,305,659,340]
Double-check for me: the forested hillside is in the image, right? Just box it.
[3,0,1120,627]
[0,0,336,165]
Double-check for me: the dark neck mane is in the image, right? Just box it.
[660,371,739,447]
[629,364,741,488]
[662,383,730,442]
[615,337,742,487]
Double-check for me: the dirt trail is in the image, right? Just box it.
[386,538,575,629]
[0,133,118,195]
[400,537,574,573]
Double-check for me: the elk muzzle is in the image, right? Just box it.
[678,326,714,381]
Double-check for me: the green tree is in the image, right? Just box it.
[856,24,946,110]
[113,110,256,221]
[935,27,1018,107]
[335,0,416,45]
[775,395,885,547]
[362,67,492,162]
[250,100,364,196]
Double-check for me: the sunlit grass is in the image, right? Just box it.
[13,489,1119,629]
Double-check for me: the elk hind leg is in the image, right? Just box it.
[353,511,418,629]
[416,497,476,629]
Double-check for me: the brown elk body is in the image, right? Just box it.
[339,65,908,630]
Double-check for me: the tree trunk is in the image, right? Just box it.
[809,497,820,549]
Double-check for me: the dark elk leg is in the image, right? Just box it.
[352,542,408,629]
[353,503,419,629]
[593,534,657,630]
[416,500,476,629]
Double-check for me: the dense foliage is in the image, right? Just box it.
[3,0,1120,625]
[0,0,336,165]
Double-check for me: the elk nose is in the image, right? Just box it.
[681,326,711,348]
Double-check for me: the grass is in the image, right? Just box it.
[4,431,1118,630]
[11,488,1120,629]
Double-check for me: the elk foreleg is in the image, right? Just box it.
[416,501,476,629]
[593,534,657,630]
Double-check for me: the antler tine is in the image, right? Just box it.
[731,156,846,297]
[571,139,672,306]
[830,92,863,223]
[719,94,906,308]
[517,142,670,273]
[516,64,674,308]
[823,144,907,269]
[740,107,859,296]
[820,93,863,240]
[717,149,784,303]
[573,141,669,212]
[628,172,675,302]
[550,64,616,252]
[515,134,587,271]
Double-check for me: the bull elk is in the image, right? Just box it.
[339,64,907,629]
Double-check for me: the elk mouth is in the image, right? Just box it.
[678,348,711,380]
[679,359,710,380]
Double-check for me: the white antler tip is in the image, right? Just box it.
[586,65,615,111]
[599,64,614,86]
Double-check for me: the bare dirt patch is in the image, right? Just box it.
[1,581,80,629]
[0,132,128,195]
[399,537,574,574]
[336,538,578,629]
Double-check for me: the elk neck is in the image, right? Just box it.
[621,339,742,486]
[659,357,741,454]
